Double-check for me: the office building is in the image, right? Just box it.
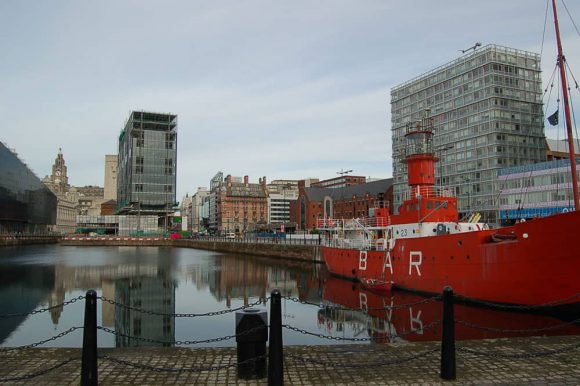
[267,180,299,225]
[0,142,57,233]
[117,111,177,222]
[391,45,545,223]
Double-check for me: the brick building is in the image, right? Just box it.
[290,178,393,230]
[217,175,268,234]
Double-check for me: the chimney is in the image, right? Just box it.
[244,175,249,186]
[226,175,232,186]
[261,176,267,188]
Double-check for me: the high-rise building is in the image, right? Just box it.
[391,44,546,224]
[117,111,178,220]
[104,155,118,201]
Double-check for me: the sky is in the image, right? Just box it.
[2,0,580,201]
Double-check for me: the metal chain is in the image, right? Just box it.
[458,341,580,359]
[99,353,266,373]
[97,324,267,346]
[456,317,580,334]
[0,296,85,319]
[98,295,268,317]
[285,347,439,368]
[455,293,580,310]
[394,320,441,338]
[0,357,79,382]
[282,294,442,311]
[283,324,372,341]
[0,327,83,352]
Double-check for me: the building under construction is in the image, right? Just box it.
[116,111,177,226]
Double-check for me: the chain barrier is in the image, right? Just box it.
[283,320,440,342]
[285,347,439,368]
[395,320,441,339]
[455,293,580,310]
[283,324,372,341]
[97,324,268,346]
[458,340,580,359]
[98,295,268,317]
[456,316,580,334]
[99,353,266,373]
[0,327,83,352]
[0,296,85,319]
[282,294,442,312]
[0,357,79,382]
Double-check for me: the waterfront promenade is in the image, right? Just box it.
[1,335,579,385]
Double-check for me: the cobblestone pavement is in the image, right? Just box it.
[0,336,579,385]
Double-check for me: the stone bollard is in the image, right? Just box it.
[236,308,268,379]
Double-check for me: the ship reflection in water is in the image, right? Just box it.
[320,277,580,343]
[0,245,578,348]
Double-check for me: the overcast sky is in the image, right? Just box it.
[2,0,580,200]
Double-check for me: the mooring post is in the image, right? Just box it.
[81,289,98,386]
[440,286,456,380]
[235,308,268,379]
[268,289,283,386]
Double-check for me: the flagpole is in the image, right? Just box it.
[552,0,579,210]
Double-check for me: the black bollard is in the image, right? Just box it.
[81,290,98,386]
[268,289,283,386]
[440,286,456,380]
[236,308,268,379]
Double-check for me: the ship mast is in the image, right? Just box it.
[552,0,579,210]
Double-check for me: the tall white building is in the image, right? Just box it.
[391,45,545,223]
[267,180,299,225]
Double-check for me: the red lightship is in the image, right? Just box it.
[320,1,580,308]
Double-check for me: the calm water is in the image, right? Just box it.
[0,245,578,348]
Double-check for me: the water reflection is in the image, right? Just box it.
[0,245,578,348]
[321,277,580,343]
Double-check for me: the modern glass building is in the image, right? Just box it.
[391,45,546,224]
[0,142,57,233]
[117,111,177,218]
[498,158,580,222]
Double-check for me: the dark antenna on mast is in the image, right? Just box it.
[460,42,482,54]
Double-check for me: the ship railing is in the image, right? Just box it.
[316,218,346,229]
[317,217,390,230]
[402,186,455,201]
[327,237,371,250]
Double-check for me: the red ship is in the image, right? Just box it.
[319,0,580,308]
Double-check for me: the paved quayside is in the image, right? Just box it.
[1,335,579,385]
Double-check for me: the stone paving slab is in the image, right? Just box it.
[0,336,579,385]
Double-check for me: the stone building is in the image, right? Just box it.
[42,149,76,233]
[213,175,268,235]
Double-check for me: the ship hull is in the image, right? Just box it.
[321,211,580,306]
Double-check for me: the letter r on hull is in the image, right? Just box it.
[409,251,422,276]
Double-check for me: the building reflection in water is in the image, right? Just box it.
[0,265,56,344]
[115,275,176,347]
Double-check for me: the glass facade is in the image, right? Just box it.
[0,142,57,232]
[117,111,177,215]
[391,45,546,224]
[498,158,580,222]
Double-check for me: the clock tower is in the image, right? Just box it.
[49,148,69,193]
